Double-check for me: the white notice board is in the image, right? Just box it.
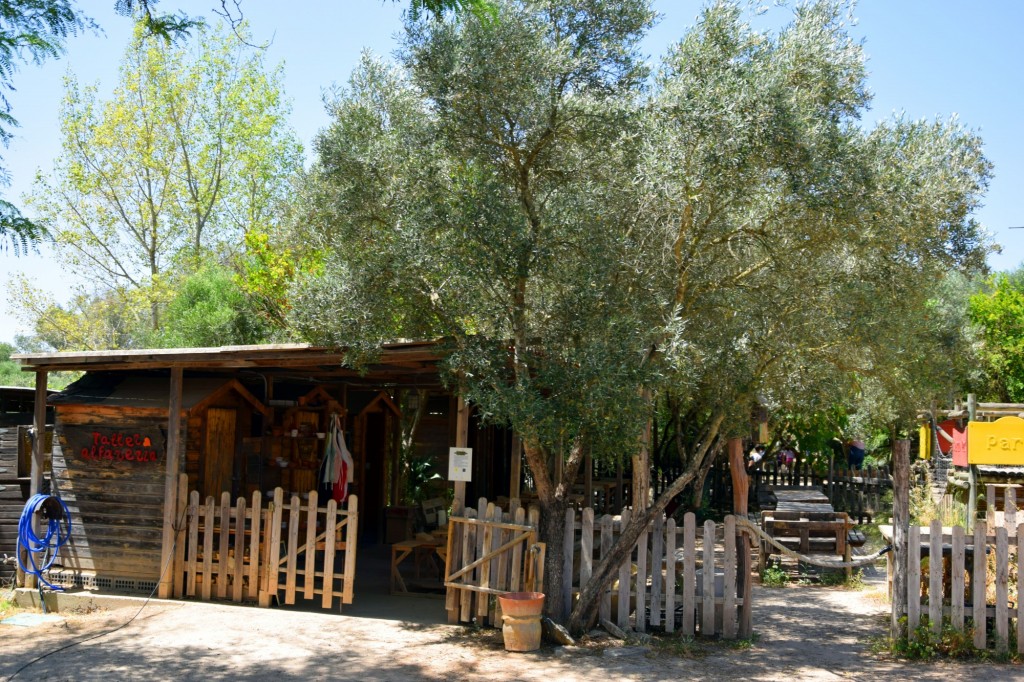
[448,447,472,482]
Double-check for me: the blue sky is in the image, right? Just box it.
[1,0,1021,344]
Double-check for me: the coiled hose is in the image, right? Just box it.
[17,493,72,591]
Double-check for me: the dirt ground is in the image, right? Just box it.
[2,568,1022,681]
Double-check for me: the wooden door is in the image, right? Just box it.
[204,408,237,498]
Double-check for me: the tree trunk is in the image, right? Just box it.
[728,437,748,515]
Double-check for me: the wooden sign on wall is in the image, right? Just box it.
[967,416,1024,466]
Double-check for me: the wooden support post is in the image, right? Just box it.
[159,366,184,599]
[891,438,910,639]
[29,371,47,496]
[728,438,748,516]
[23,371,48,589]
[967,393,978,532]
[454,397,470,511]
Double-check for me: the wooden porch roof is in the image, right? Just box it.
[12,341,446,386]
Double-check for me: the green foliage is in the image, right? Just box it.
[154,265,274,348]
[760,564,788,588]
[882,617,980,660]
[20,18,300,346]
[969,266,1024,402]
[402,452,443,504]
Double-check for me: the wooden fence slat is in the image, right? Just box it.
[173,473,188,598]
[479,503,495,624]
[723,516,737,638]
[342,495,358,606]
[264,488,284,606]
[650,514,664,628]
[702,519,716,636]
[636,519,649,633]
[996,526,1009,653]
[973,521,987,649]
[617,508,631,629]
[580,508,594,601]
[510,507,526,592]
[599,514,612,625]
[248,491,262,601]
[987,484,996,529]
[1018,522,1024,655]
[233,497,246,603]
[493,506,509,625]
[202,496,215,601]
[739,527,753,639]
[283,495,301,605]
[664,518,676,634]
[951,524,965,632]
[907,524,920,639]
[217,491,231,599]
[187,490,199,597]
[460,508,477,623]
[322,499,337,609]
[304,491,319,600]
[683,512,696,636]
[929,519,942,636]
[1007,488,1017,533]
[445,503,465,623]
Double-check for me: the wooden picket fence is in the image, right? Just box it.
[174,474,358,611]
[902,518,1024,654]
[445,497,752,639]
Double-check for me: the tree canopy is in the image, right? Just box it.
[21,20,301,343]
[292,0,991,628]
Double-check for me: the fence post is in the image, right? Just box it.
[891,439,910,639]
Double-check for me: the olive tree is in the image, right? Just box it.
[292,0,991,630]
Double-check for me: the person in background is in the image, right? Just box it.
[778,446,796,473]
[847,437,866,470]
[748,443,767,469]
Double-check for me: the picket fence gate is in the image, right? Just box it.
[173,474,358,610]
[445,497,752,639]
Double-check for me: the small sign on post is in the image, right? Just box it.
[448,447,472,482]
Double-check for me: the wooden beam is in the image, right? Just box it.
[158,366,184,599]
[728,438,748,516]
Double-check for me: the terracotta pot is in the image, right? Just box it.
[498,592,544,652]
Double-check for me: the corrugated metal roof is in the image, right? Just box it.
[977,465,1024,476]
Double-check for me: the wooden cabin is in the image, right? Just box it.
[11,343,520,601]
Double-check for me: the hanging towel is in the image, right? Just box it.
[327,413,353,504]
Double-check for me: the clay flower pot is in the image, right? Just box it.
[498,592,545,652]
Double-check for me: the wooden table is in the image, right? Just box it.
[772,488,830,505]
[390,538,444,595]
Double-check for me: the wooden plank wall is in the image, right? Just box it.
[1,424,52,583]
[0,425,28,582]
[49,411,184,586]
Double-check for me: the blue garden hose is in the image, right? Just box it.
[17,493,72,591]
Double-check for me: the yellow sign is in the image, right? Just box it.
[919,425,931,460]
[967,416,1024,465]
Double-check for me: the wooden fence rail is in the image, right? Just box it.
[175,474,358,611]
[901,518,1024,654]
[445,497,752,639]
